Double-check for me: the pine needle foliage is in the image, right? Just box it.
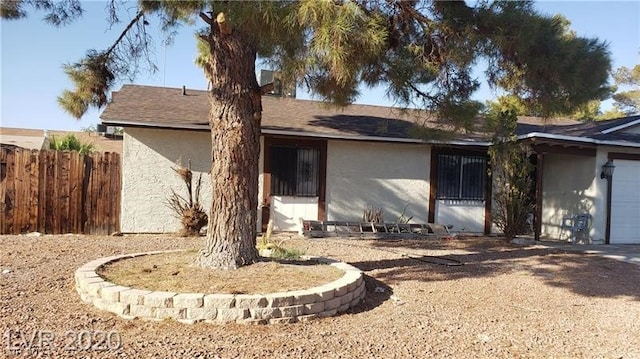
[58,51,114,119]
[611,65,640,116]
[2,0,613,125]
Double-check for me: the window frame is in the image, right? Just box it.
[436,153,487,201]
[269,145,321,197]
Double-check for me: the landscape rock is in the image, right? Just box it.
[0,233,638,358]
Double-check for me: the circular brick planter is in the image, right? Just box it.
[75,251,365,324]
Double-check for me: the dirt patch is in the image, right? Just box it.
[2,234,640,358]
[97,250,344,294]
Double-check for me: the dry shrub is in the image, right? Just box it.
[362,205,384,223]
[166,160,208,236]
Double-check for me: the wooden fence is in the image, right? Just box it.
[0,147,121,235]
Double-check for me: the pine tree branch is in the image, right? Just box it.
[198,11,213,26]
[396,0,433,26]
[104,9,145,57]
[407,82,437,103]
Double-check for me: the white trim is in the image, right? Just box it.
[261,129,423,143]
[103,119,640,148]
[102,118,490,146]
[601,118,640,134]
[102,119,209,131]
[517,132,640,149]
[262,128,490,146]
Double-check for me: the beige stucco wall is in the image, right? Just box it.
[436,200,486,232]
[325,140,430,223]
[541,146,640,242]
[540,154,600,240]
[121,128,434,233]
[121,128,213,233]
[121,128,503,233]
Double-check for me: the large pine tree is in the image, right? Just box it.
[1,0,612,269]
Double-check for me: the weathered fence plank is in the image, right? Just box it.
[3,148,16,233]
[0,149,6,234]
[69,153,82,233]
[27,150,39,232]
[37,149,46,232]
[44,150,56,233]
[59,151,71,234]
[14,148,25,232]
[110,152,121,233]
[0,147,121,234]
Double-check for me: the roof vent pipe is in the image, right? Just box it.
[182,85,186,96]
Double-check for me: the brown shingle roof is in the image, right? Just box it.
[100,85,432,140]
[100,84,639,146]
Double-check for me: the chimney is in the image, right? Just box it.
[182,85,186,96]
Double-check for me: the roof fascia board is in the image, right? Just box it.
[101,119,210,131]
[102,119,638,148]
[600,118,640,134]
[519,132,640,148]
[102,118,490,146]
[263,129,490,146]
[261,129,424,143]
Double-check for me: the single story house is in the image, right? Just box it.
[0,127,123,154]
[100,84,640,244]
[0,128,50,150]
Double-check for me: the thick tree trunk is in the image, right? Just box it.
[196,18,261,269]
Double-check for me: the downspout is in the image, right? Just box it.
[605,154,613,244]
[534,151,544,242]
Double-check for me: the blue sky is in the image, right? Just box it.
[1,1,638,131]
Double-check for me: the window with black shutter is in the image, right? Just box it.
[436,154,486,200]
[270,146,320,196]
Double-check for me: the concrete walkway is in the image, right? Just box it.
[539,241,640,266]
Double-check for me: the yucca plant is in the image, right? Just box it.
[256,220,304,259]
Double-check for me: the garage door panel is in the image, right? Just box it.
[610,159,640,244]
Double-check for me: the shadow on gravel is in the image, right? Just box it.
[347,238,640,301]
[347,275,393,314]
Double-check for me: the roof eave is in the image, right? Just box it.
[600,117,640,134]
[519,132,640,148]
[101,118,490,146]
[101,118,210,131]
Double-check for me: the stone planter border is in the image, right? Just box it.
[75,250,365,324]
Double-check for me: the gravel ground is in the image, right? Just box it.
[1,234,639,358]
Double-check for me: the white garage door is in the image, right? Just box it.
[610,159,640,244]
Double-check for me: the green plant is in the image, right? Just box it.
[269,247,305,260]
[49,134,94,154]
[487,109,535,240]
[256,220,304,259]
[166,160,208,237]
